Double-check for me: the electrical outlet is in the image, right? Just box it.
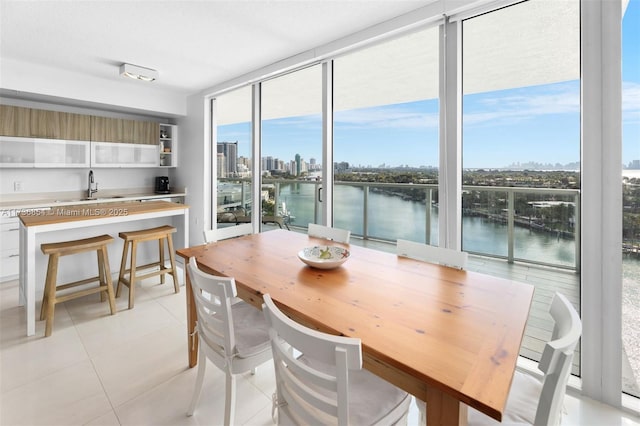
[13,181,23,192]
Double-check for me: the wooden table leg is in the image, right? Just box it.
[185,261,198,367]
[426,386,468,426]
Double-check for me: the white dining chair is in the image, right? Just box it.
[308,223,351,244]
[397,238,468,270]
[186,257,272,426]
[262,293,412,426]
[466,292,582,426]
[203,222,253,243]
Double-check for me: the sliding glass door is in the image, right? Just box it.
[214,86,253,230]
[260,65,323,230]
[332,27,440,243]
[621,0,640,398]
[461,0,581,369]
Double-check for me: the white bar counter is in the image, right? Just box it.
[18,200,189,336]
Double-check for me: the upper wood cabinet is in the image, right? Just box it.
[0,106,30,137]
[30,109,91,140]
[90,116,159,145]
[0,105,91,140]
[134,120,160,145]
[1,106,34,138]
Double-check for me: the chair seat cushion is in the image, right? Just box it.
[467,371,542,425]
[294,356,411,425]
[230,301,271,358]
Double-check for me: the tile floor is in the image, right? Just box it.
[1,273,639,426]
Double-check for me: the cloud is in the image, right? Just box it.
[623,81,640,124]
[334,105,438,130]
[463,82,580,127]
[463,80,640,127]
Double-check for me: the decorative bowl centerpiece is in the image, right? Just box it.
[298,246,350,269]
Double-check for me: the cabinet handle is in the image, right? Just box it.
[9,228,19,231]
[9,254,19,258]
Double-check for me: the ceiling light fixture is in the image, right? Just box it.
[119,63,158,82]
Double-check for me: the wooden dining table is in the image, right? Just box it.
[176,229,534,426]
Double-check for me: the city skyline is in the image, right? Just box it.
[217,0,639,171]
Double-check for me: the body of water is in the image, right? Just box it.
[279,182,578,266]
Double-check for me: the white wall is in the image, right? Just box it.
[0,168,162,196]
[173,94,208,246]
[1,57,187,117]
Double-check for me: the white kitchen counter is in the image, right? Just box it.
[18,200,189,336]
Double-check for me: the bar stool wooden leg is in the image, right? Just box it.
[116,239,130,298]
[44,253,59,337]
[159,237,166,284]
[128,240,138,309]
[166,233,180,293]
[98,249,106,303]
[100,245,117,315]
[40,254,57,321]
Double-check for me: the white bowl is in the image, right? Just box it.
[298,246,350,269]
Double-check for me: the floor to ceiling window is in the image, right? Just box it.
[260,65,323,229]
[461,0,581,370]
[621,0,640,399]
[206,0,635,407]
[333,26,440,243]
[214,86,252,230]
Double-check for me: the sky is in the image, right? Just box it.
[219,0,640,170]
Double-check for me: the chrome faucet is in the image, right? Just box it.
[87,170,98,199]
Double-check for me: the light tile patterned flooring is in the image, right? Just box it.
[0,265,639,425]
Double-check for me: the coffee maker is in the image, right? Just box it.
[155,176,170,194]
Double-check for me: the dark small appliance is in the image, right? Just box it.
[155,176,170,194]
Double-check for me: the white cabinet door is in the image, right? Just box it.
[0,136,90,168]
[0,217,20,281]
[90,141,159,168]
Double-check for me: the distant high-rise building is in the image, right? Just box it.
[238,156,251,170]
[263,156,275,172]
[295,154,301,176]
[335,161,350,171]
[217,153,226,178]
[217,142,238,177]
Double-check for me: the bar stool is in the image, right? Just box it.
[116,225,180,309]
[40,234,117,337]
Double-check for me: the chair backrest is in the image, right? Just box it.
[187,257,238,369]
[204,222,253,243]
[396,239,468,270]
[308,223,351,244]
[535,292,582,426]
[262,293,362,425]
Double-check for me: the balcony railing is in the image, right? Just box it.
[218,178,581,270]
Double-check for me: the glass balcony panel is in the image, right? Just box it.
[215,87,253,229]
[261,65,322,226]
[622,0,640,399]
[462,189,508,257]
[513,192,576,267]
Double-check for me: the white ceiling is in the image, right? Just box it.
[0,0,436,116]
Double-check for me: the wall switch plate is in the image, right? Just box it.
[13,181,23,192]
